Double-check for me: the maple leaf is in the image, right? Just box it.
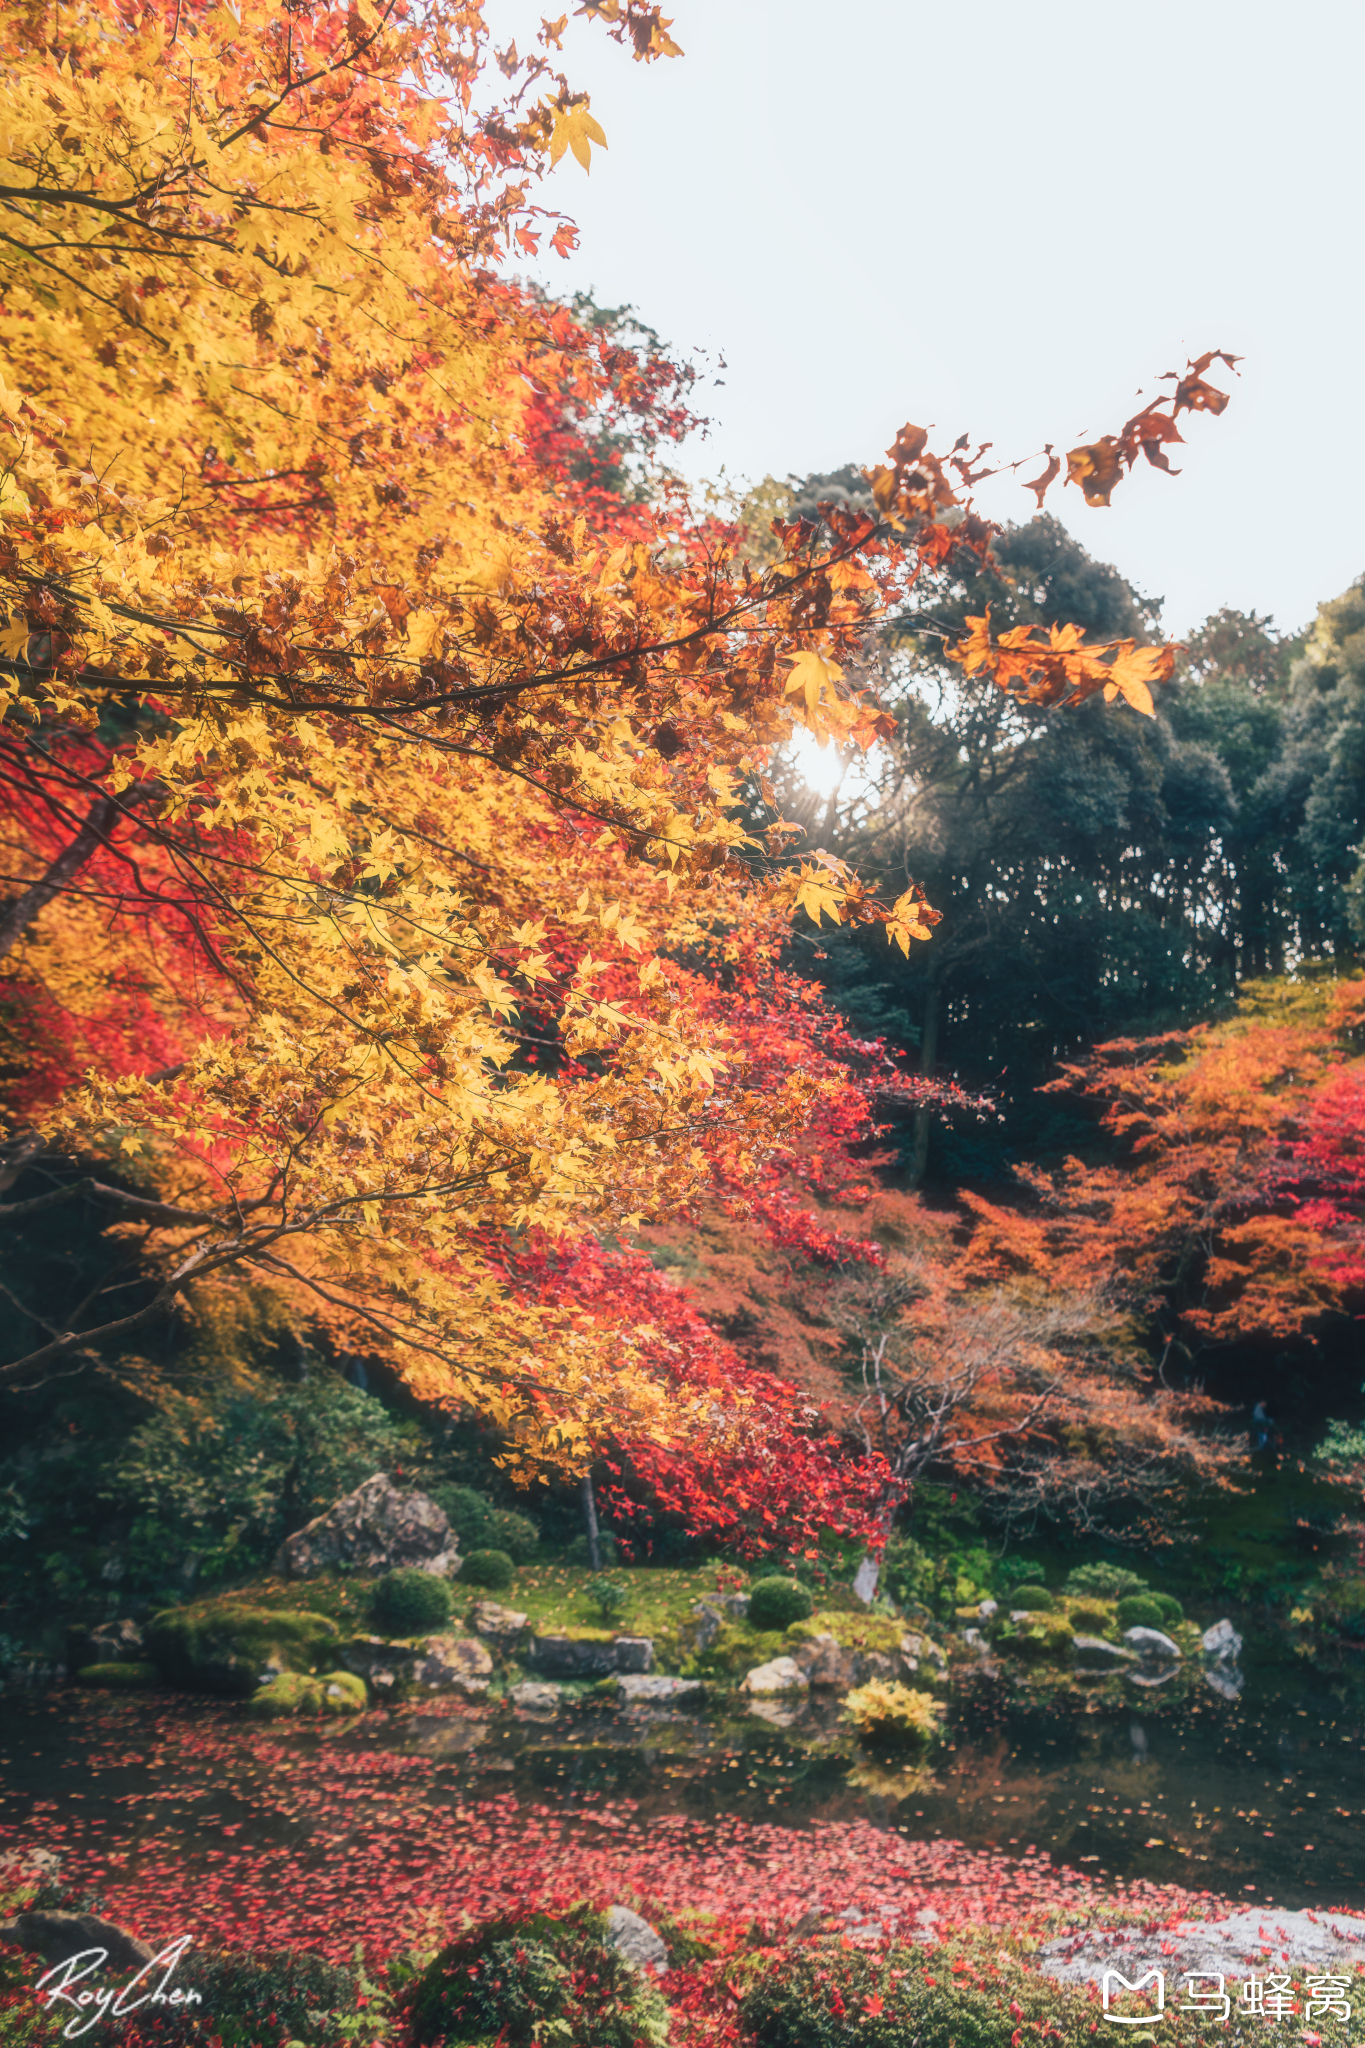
[1022,447,1060,507]
[784,649,843,717]
[1066,436,1124,507]
[548,102,608,171]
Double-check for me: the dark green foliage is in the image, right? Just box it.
[371,1567,452,1633]
[1062,1561,1150,1600]
[113,1945,363,2045]
[403,1910,668,2047]
[1153,1592,1184,1624]
[429,1484,540,1562]
[1010,1584,1054,1611]
[461,1547,515,1590]
[1115,1594,1167,1630]
[145,1603,339,1696]
[101,1375,412,1587]
[748,1576,814,1630]
[564,1530,621,1566]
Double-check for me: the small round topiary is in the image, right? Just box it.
[372,1566,453,1634]
[1011,1584,1055,1611]
[462,1547,515,1591]
[1153,1592,1183,1625]
[748,1575,814,1631]
[1116,1594,1167,1631]
[405,1910,668,2048]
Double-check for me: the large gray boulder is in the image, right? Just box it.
[1201,1617,1242,1663]
[529,1633,619,1678]
[740,1655,808,1696]
[468,1601,530,1651]
[273,1474,454,1578]
[1122,1625,1182,1665]
[410,1636,493,1696]
[1072,1635,1138,1669]
[0,1911,153,1973]
[613,1635,654,1673]
[1040,1908,1365,1991]
[605,1905,668,1976]
[616,1673,704,1705]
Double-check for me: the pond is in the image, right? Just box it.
[4,1618,1365,1925]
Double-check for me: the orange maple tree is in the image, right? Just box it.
[0,0,1234,1502]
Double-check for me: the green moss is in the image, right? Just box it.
[691,1623,791,1676]
[248,1672,324,1716]
[1006,1611,1074,1664]
[1062,1599,1118,1635]
[787,1611,905,1655]
[76,1660,161,1689]
[317,1669,367,1713]
[146,1601,340,1696]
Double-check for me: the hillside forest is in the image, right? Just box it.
[2,0,1365,2043]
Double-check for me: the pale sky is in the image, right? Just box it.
[490,0,1363,641]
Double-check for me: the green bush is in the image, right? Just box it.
[1010,1584,1054,1611]
[115,1944,366,2046]
[404,1910,669,2047]
[76,1660,161,1689]
[564,1531,620,1566]
[748,1576,814,1630]
[1153,1592,1184,1624]
[102,1375,414,1588]
[461,1547,515,1591]
[1062,1561,1149,1600]
[431,1485,540,1562]
[145,1602,340,1696]
[372,1567,453,1633]
[1116,1594,1167,1631]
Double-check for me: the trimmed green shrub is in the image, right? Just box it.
[1010,1584,1054,1611]
[76,1660,161,1689]
[1065,1600,1115,1634]
[748,1576,814,1630]
[1153,1592,1184,1625]
[404,1910,669,2047]
[145,1602,339,1696]
[461,1547,515,1591]
[1063,1561,1149,1600]
[372,1567,453,1633]
[1116,1594,1167,1631]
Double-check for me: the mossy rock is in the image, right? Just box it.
[249,1668,367,1717]
[1009,1612,1074,1665]
[76,1660,162,1689]
[691,1623,791,1677]
[146,1602,340,1697]
[788,1611,906,1655]
[1064,1599,1117,1635]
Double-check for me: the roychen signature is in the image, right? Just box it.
[35,1935,202,2040]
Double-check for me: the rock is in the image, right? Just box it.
[68,1617,144,1670]
[977,1598,998,1618]
[0,1847,61,1890]
[604,1904,668,1976]
[962,1627,982,1647]
[1201,1617,1242,1663]
[685,1602,724,1652]
[337,1633,414,1692]
[899,1631,948,1682]
[852,1554,881,1605]
[508,1680,563,1710]
[853,1650,897,1685]
[1127,1665,1181,1688]
[615,1673,704,1704]
[145,1603,340,1697]
[723,1593,751,1620]
[416,1547,462,1578]
[274,1473,453,1578]
[1204,1663,1245,1700]
[319,1671,368,1712]
[793,1633,859,1691]
[249,1668,366,1716]
[1039,1907,1365,1993]
[1072,1635,1138,1668]
[613,1635,654,1674]
[529,1633,618,1679]
[740,1655,808,1696]
[1122,1626,1182,1664]
[468,1601,530,1650]
[0,1911,153,1973]
[411,1635,494,1696]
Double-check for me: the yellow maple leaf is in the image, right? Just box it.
[548,103,607,172]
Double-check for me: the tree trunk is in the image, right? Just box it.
[0,793,118,962]
[580,1469,602,1572]
[907,977,941,1191]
